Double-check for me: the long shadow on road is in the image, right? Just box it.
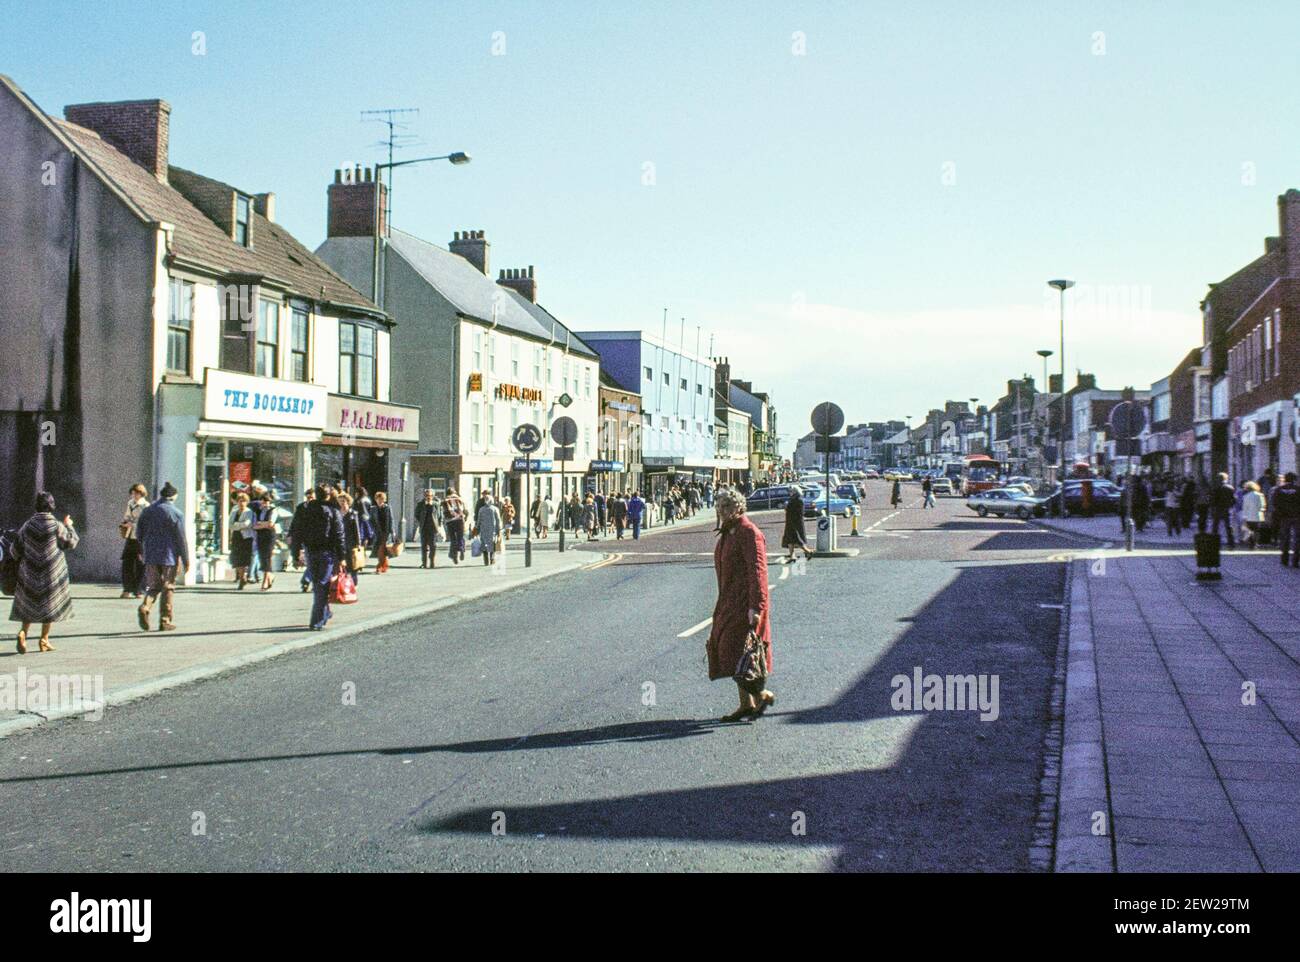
[417,558,1065,871]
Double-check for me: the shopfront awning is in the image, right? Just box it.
[196,420,323,444]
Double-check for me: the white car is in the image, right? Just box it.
[930,477,954,496]
[965,487,1044,519]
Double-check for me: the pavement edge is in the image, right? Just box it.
[1052,557,1117,872]
[0,553,601,742]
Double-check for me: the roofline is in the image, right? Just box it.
[1,74,155,228]
[454,312,598,356]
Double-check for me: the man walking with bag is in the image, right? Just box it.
[135,482,189,632]
[299,483,346,630]
[415,489,442,569]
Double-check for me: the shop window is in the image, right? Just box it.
[290,307,309,382]
[167,278,193,374]
[256,300,279,378]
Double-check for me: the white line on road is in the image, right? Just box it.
[677,617,713,638]
[1038,603,1064,609]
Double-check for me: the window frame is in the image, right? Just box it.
[235,194,251,247]
[166,277,194,375]
[339,320,378,399]
[289,305,310,382]
[255,299,280,378]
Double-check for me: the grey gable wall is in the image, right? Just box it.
[0,79,157,581]
[384,247,460,454]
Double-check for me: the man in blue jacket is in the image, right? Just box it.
[298,483,347,630]
[627,491,646,540]
[135,482,190,632]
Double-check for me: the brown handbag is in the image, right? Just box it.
[733,629,768,695]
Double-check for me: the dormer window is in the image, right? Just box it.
[235,194,251,246]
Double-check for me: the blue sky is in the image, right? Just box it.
[7,1,1300,447]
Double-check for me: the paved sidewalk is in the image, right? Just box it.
[0,505,720,737]
[1055,549,1300,872]
[1036,513,1200,549]
[0,535,602,738]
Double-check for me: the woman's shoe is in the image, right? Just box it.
[720,706,755,722]
[16,632,27,655]
[38,638,55,653]
[751,692,776,717]
[119,590,133,599]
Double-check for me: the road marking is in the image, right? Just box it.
[1038,603,1064,609]
[582,554,622,569]
[779,565,790,581]
[677,617,713,638]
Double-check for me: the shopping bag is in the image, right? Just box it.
[334,569,358,604]
[470,536,482,558]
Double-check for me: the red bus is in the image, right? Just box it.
[960,455,1002,496]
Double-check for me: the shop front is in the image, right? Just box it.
[168,369,327,585]
[313,394,420,505]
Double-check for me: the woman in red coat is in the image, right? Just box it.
[707,488,774,721]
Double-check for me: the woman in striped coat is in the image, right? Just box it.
[10,492,79,653]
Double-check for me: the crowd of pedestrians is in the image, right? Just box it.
[1109,468,1300,561]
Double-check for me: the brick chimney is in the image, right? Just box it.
[1049,373,1063,393]
[1278,190,1300,277]
[327,166,386,237]
[64,99,171,182]
[1076,372,1097,391]
[450,230,489,274]
[497,266,537,302]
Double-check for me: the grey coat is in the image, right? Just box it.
[475,504,500,545]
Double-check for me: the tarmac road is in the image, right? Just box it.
[0,489,1078,871]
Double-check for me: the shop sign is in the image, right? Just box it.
[326,395,420,444]
[607,400,638,413]
[468,373,483,392]
[590,460,625,472]
[512,458,553,472]
[495,382,544,403]
[203,369,327,430]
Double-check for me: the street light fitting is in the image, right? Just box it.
[1037,349,1053,359]
[448,151,472,165]
[1047,278,1075,291]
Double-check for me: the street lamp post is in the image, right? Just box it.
[371,152,472,307]
[367,151,470,540]
[1037,349,1053,483]
[1047,280,1074,487]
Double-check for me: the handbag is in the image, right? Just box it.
[118,521,132,539]
[733,628,769,695]
[334,569,358,604]
[389,539,404,556]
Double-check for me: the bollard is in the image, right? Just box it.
[1194,532,1222,580]
[1125,516,1134,552]
[849,505,861,537]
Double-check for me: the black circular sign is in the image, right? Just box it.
[512,422,543,453]
[551,416,578,446]
[811,402,844,436]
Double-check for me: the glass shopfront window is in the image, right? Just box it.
[194,439,302,565]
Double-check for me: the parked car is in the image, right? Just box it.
[835,483,864,503]
[1041,480,1123,516]
[798,484,856,518]
[745,484,801,511]
[965,487,1046,519]
[863,469,881,479]
[1001,479,1036,496]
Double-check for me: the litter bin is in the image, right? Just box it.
[1194,532,1222,581]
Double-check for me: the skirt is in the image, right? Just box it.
[230,535,253,568]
